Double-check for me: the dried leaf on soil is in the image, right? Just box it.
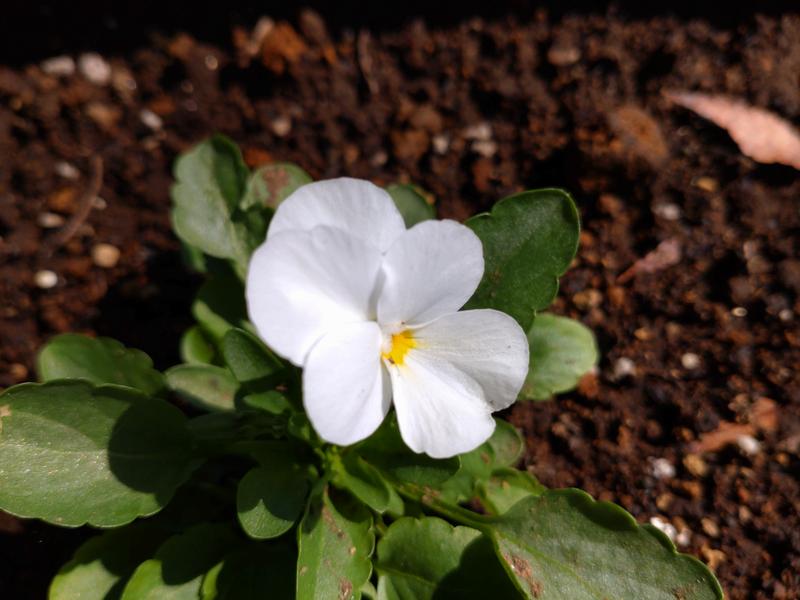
[666,91,800,170]
[618,238,681,283]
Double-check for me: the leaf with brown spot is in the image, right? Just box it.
[296,486,373,600]
[376,517,521,599]
[666,91,800,170]
[487,489,723,599]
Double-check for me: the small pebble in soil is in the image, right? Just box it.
[91,243,121,268]
[54,161,80,180]
[78,53,112,86]
[471,139,497,157]
[736,434,761,456]
[649,516,677,542]
[9,363,28,381]
[649,457,676,479]
[675,528,692,547]
[92,197,108,210]
[463,122,492,141]
[701,517,720,538]
[432,134,450,154]
[731,306,748,317]
[271,115,292,137]
[693,176,719,193]
[139,109,163,130]
[612,357,636,380]
[204,55,219,70]
[652,202,681,221]
[683,453,709,477]
[779,309,793,322]
[369,150,388,167]
[681,352,701,370]
[34,270,58,289]
[37,212,65,228]
[40,55,75,77]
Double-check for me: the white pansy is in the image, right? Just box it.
[246,178,529,458]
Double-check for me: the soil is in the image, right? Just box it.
[2,5,800,599]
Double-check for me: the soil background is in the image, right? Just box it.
[1,2,800,599]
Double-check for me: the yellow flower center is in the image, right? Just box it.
[382,329,417,366]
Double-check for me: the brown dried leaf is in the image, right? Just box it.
[618,238,681,283]
[666,90,800,170]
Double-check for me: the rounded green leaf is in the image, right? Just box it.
[200,543,296,599]
[355,417,459,487]
[0,381,200,527]
[386,183,436,227]
[296,486,374,600]
[487,489,723,599]
[180,326,216,365]
[165,364,238,412]
[236,464,310,539]
[221,328,284,385]
[49,522,168,600]
[121,523,239,600]
[36,334,165,396]
[522,313,599,401]
[376,517,522,599]
[332,453,404,515]
[241,162,313,211]
[477,468,545,515]
[191,270,251,344]
[465,189,580,331]
[171,136,251,268]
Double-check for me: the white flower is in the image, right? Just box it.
[246,178,529,458]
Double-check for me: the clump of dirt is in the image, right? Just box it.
[1,8,799,599]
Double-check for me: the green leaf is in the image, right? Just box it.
[121,523,239,600]
[465,189,580,331]
[522,313,598,401]
[477,468,545,515]
[180,326,216,365]
[240,162,313,211]
[0,381,200,527]
[356,417,459,488]
[192,270,251,344]
[165,364,238,412]
[220,328,284,386]
[439,419,525,504]
[49,522,168,600]
[376,517,521,599]
[237,461,310,539]
[486,489,723,599]
[296,486,374,600]
[36,334,165,396]
[386,183,436,227]
[200,543,296,599]
[241,391,292,415]
[171,135,251,269]
[332,453,404,515]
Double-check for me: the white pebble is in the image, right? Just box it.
[463,122,492,141]
[653,202,681,221]
[92,196,108,210]
[37,212,65,228]
[78,53,112,86]
[139,109,163,130]
[675,528,692,547]
[736,435,761,456]
[779,309,793,322]
[204,54,219,70]
[613,357,636,380]
[271,116,292,137]
[432,134,450,154]
[731,307,748,317]
[41,56,75,77]
[54,161,80,180]
[472,139,498,157]
[649,516,677,542]
[681,352,701,370]
[649,457,676,480]
[34,270,58,289]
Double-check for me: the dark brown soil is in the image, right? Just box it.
[2,6,799,599]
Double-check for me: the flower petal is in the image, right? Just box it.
[303,321,390,445]
[378,220,484,327]
[388,353,496,458]
[412,309,529,410]
[267,178,407,252]
[246,226,382,366]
